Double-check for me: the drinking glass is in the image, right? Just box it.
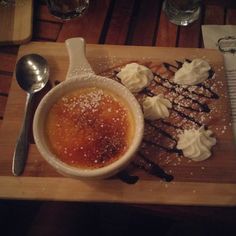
[46,0,89,20]
[0,0,15,6]
[0,0,27,7]
[162,0,201,26]
[0,0,16,7]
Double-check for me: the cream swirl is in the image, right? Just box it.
[174,59,211,85]
[117,63,154,93]
[177,126,216,161]
[142,94,172,120]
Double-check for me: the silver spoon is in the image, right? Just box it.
[12,54,49,176]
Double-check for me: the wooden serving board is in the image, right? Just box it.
[0,0,33,45]
[0,42,236,206]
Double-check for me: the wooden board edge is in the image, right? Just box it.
[0,34,32,46]
[18,41,223,54]
[1,42,234,206]
[0,176,236,206]
[87,44,222,53]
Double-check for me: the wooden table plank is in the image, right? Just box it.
[226,9,236,24]
[0,49,16,127]
[155,10,178,47]
[199,5,225,47]
[105,0,135,45]
[0,45,19,55]
[177,5,225,48]
[57,0,111,43]
[205,0,236,8]
[0,53,17,73]
[0,74,12,94]
[37,5,63,23]
[177,20,202,48]
[127,0,162,46]
[33,21,61,41]
[0,96,7,119]
[0,74,11,124]
[204,5,225,24]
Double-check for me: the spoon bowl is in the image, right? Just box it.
[16,54,49,93]
[12,54,49,176]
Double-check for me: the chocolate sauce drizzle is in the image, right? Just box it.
[195,84,219,99]
[141,60,219,127]
[172,107,202,127]
[146,120,177,143]
[163,62,179,71]
[153,73,214,111]
[143,139,181,154]
[144,120,181,154]
[134,153,174,182]
[117,171,139,184]
[113,59,220,184]
[161,120,183,130]
[54,80,61,86]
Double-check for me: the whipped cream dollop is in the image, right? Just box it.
[177,126,216,161]
[174,59,211,86]
[117,63,154,93]
[142,94,172,120]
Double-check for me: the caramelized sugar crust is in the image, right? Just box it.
[46,87,134,169]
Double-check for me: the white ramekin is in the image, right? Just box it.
[33,38,144,179]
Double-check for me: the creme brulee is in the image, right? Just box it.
[45,87,135,169]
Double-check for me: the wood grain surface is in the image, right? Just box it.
[0,0,33,44]
[0,1,236,216]
[0,41,236,205]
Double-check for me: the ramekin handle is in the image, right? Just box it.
[65,37,94,80]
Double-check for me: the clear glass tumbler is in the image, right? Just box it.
[0,0,15,6]
[46,0,89,20]
[162,0,201,26]
[0,0,26,7]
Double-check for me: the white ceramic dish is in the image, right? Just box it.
[33,37,144,179]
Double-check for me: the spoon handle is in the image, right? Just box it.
[12,93,34,176]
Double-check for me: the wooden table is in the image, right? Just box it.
[1,0,236,126]
[1,0,236,219]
